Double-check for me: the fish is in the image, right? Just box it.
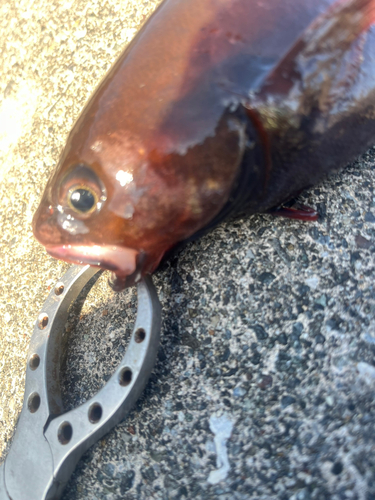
[33,0,375,290]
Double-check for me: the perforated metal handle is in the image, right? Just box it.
[0,266,161,500]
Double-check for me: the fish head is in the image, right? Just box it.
[32,158,163,289]
[32,101,247,290]
[33,127,189,289]
[32,0,253,290]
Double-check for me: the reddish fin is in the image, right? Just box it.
[269,204,319,221]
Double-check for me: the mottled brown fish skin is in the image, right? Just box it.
[33,0,375,289]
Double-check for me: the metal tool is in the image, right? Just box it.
[0,265,161,500]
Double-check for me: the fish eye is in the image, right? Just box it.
[58,164,107,218]
[68,186,98,214]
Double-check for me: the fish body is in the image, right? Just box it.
[33,0,375,289]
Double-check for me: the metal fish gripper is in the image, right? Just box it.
[0,265,161,500]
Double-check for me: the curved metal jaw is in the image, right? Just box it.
[0,265,161,500]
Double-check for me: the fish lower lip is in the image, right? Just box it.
[45,245,138,275]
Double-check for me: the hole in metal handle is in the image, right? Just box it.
[54,282,65,295]
[119,367,133,387]
[37,313,48,330]
[88,403,103,423]
[134,328,146,343]
[29,353,40,370]
[28,392,41,413]
[58,422,73,445]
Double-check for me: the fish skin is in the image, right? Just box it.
[33,0,375,289]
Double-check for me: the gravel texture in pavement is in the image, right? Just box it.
[1,1,375,499]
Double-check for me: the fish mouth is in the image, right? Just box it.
[45,245,140,288]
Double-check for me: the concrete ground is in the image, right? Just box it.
[1,1,375,499]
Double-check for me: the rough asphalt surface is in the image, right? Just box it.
[1,1,375,499]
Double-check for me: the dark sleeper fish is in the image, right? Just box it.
[33,0,375,290]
